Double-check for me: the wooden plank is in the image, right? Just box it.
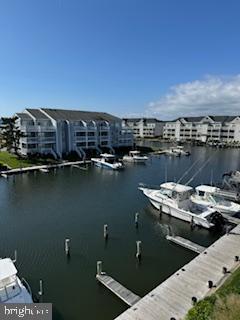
[166,235,206,254]
[96,274,141,307]
[114,224,240,320]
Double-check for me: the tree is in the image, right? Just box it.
[1,117,24,155]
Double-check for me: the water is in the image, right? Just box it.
[0,145,239,320]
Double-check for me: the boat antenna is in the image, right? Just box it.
[165,163,168,182]
[185,152,217,186]
[177,158,203,184]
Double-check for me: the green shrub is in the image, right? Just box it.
[186,296,216,320]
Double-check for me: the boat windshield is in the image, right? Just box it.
[158,188,173,198]
[210,195,231,206]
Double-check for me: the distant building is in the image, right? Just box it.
[122,118,164,138]
[163,116,240,143]
[15,108,133,158]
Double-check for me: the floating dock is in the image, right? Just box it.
[222,213,240,225]
[114,224,240,320]
[166,235,206,254]
[96,274,141,307]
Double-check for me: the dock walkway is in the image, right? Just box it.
[114,224,240,320]
[96,274,141,307]
[166,235,206,254]
[0,160,91,176]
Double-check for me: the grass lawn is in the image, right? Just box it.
[0,151,58,169]
[186,266,240,320]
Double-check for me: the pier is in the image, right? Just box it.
[0,160,91,176]
[114,224,240,320]
[222,213,240,225]
[166,235,206,254]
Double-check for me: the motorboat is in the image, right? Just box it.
[139,182,223,229]
[0,258,33,303]
[165,148,181,157]
[191,185,240,215]
[123,151,148,163]
[91,153,123,170]
[172,146,191,156]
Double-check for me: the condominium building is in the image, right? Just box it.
[163,115,240,143]
[122,118,164,138]
[15,108,133,158]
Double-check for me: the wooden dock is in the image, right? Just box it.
[0,160,91,176]
[114,224,240,320]
[96,274,141,307]
[166,235,206,254]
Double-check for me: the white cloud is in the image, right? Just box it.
[148,75,240,120]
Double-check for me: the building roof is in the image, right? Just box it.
[160,182,193,193]
[0,258,17,281]
[41,108,121,122]
[123,118,162,123]
[25,109,50,120]
[195,185,218,193]
[174,115,239,123]
[15,113,33,120]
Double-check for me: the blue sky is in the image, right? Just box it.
[0,0,240,119]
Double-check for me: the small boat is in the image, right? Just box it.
[91,153,123,170]
[165,148,181,157]
[0,258,33,303]
[139,182,223,229]
[191,185,240,215]
[123,151,148,163]
[172,146,191,156]
[1,173,8,179]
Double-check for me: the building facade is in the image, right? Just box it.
[15,108,133,158]
[163,116,240,143]
[122,118,164,138]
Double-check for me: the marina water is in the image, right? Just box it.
[0,145,239,320]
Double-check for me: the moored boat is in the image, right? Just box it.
[191,185,240,215]
[139,182,224,229]
[0,258,33,303]
[123,151,148,163]
[91,153,123,170]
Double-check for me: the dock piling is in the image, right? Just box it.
[97,261,103,276]
[65,238,70,256]
[136,241,142,260]
[38,279,44,297]
[135,213,139,228]
[13,250,17,263]
[104,224,108,240]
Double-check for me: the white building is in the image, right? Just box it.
[163,116,240,143]
[122,118,164,138]
[15,108,133,158]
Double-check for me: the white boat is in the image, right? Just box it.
[39,168,49,173]
[123,151,148,163]
[0,258,33,303]
[91,153,124,170]
[191,185,240,215]
[172,146,191,156]
[139,182,223,229]
[165,148,181,157]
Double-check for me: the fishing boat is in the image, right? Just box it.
[91,153,123,170]
[139,182,223,229]
[0,258,33,303]
[172,146,191,156]
[123,151,148,163]
[164,148,181,157]
[191,185,240,215]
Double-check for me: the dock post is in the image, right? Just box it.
[65,238,70,256]
[38,279,44,297]
[97,261,102,275]
[135,213,139,228]
[136,241,142,260]
[235,255,239,262]
[13,250,17,263]
[104,224,108,240]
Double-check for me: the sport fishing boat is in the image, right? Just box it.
[191,185,240,215]
[139,182,223,229]
[91,153,123,170]
[123,151,148,163]
[0,258,33,303]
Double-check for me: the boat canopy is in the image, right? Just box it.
[196,185,218,194]
[0,259,17,282]
[129,151,140,155]
[160,182,193,193]
[100,153,115,158]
